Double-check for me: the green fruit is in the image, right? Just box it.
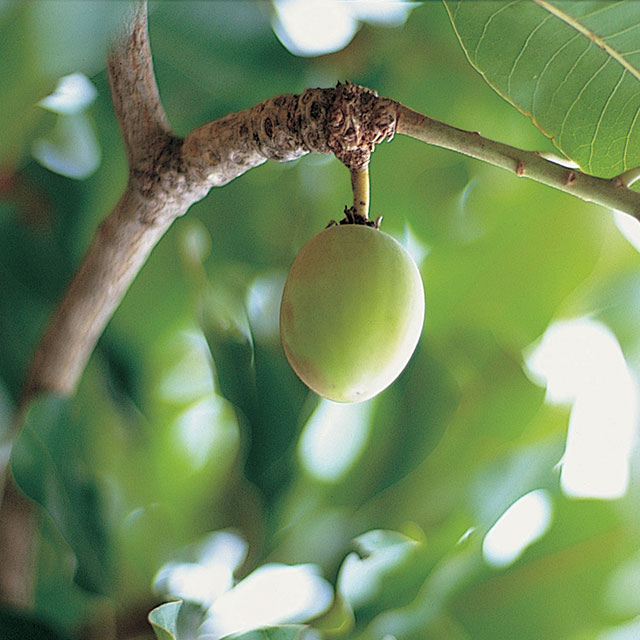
[280,224,425,403]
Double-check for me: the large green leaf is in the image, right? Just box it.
[444,0,640,176]
[10,394,110,594]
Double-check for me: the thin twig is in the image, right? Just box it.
[396,104,640,222]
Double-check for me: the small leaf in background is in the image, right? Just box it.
[201,270,258,426]
[200,265,313,501]
[32,112,100,179]
[224,626,306,640]
[149,601,181,640]
[154,531,248,607]
[10,394,111,594]
[481,489,553,568]
[0,1,132,164]
[37,72,97,115]
[149,600,206,640]
[338,529,424,612]
[151,531,332,639]
[201,564,332,640]
[443,0,640,176]
[32,72,101,179]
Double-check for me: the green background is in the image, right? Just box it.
[1,1,640,639]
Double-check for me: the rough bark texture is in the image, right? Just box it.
[183,82,397,188]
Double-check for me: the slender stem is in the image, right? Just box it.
[618,165,640,188]
[396,104,640,222]
[350,166,370,219]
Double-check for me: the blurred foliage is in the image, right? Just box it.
[1,1,640,639]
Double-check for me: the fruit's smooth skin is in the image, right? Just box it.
[280,224,425,403]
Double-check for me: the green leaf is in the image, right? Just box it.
[444,0,640,176]
[225,626,306,640]
[370,345,459,492]
[10,394,110,594]
[201,269,258,425]
[148,601,206,640]
[32,112,101,179]
[149,601,181,640]
[448,494,640,639]
[338,529,426,614]
[201,268,313,501]
[334,343,459,502]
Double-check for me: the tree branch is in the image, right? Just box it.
[395,105,640,222]
[107,1,172,166]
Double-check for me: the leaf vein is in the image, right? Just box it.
[602,22,640,41]
[548,41,593,118]
[559,56,611,152]
[507,14,553,100]
[624,103,640,168]
[532,0,640,82]
[532,32,581,122]
[588,67,626,172]
[473,0,521,63]
[578,0,628,20]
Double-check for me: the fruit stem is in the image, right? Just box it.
[350,166,370,220]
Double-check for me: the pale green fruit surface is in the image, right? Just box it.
[280,224,425,403]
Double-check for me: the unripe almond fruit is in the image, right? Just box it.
[280,224,424,402]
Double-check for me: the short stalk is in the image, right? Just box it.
[350,166,370,220]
